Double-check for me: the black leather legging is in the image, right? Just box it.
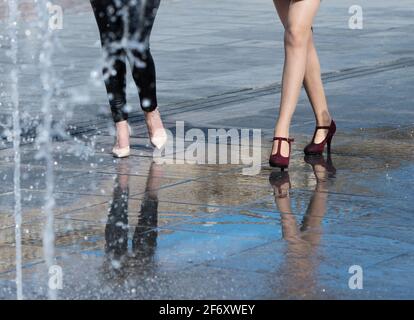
[91,0,160,123]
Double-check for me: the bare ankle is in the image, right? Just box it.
[115,121,130,148]
[274,117,291,137]
[316,111,331,126]
[274,126,290,139]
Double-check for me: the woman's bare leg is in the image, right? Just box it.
[271,0,322,156]
[303,33,332,143]
[116,120,130,149]
[274,0,331,144]
[300,163,329,246]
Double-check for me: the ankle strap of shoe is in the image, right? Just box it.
[273,137,294,142]
[316,121,334,130]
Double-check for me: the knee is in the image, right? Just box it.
[284,25,309,49]
[131,48,151,67]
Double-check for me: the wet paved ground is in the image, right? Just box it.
[0,0,414,299]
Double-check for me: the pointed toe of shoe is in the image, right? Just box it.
[304,144,321,155]
[112,146,131,158]
[150,130,168,150]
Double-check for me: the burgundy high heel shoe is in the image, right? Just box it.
[304,120,336,155]
[269,137,294,170]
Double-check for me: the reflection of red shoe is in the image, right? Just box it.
[304,120,336,155]
[269,171,291,198]
[269,137,294,170]
[304,154,336,181]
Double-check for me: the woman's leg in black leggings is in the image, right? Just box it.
[126,0,160,112]
[91,0,129,123]
[106,55,128,123]
[91,0,160,123]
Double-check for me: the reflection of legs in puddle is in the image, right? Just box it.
[269,156,335,297]
[300,155,332,248]
[104,160,163,276]
[269,172,298,240]
[104,159,131,270]
[270,171,313,297]
[300,155,335,247]
[305,154,336,183]
[132,163,163,261]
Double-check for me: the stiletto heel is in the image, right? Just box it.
[327,135,333,154]
[304,119,336,155]
[269,137,294,170]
